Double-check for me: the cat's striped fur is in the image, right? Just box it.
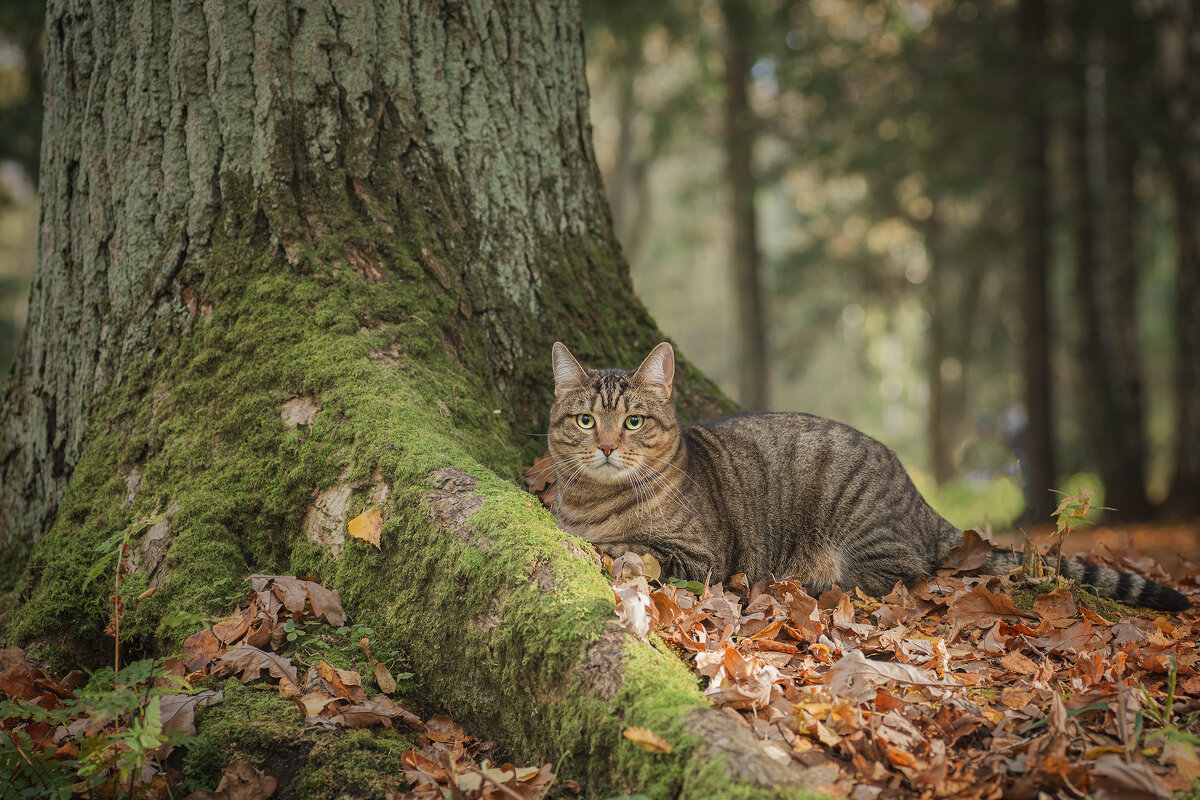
[548,342,1190,612]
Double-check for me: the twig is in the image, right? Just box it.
[440,751,467,800]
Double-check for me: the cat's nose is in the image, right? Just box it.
[598,443,617,457]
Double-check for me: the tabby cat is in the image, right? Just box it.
[547,341,1190,611]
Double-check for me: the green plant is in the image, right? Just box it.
[1,658,196,799]
[1048,487,1111,576]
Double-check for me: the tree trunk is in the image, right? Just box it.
[1018,0,1057,521]
[0,2,818,797]
[1070,2,1151,520]
[721,0,768,411]
[1157,0,1200,518]
[925,213,954,486]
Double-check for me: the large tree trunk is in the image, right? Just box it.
[1157,0,1200,518]
[1018,0,1057,521]
[0,2,817,797]
[721,0,768,411]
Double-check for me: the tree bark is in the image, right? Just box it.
[1157,0,1200,518]
[0,2,816,797]
[721,0,768,410]
[1019,0,1057,521]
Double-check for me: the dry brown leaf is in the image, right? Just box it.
[945,584,1033,626]
[160,690,223,737]
[295,690,339,718]
[623,726,671,753]
[0,647,38,699]
[941,528,1000,572]
[213,644,299,686]
[212,607,254,645]
[247,574,347,627]
[315,661,367,703]
[523,453,556,494]
[998,651,1039,674]
[348,508,383,549]
[372,661,397,694]
[1090,754,1173,800]
[213,760,277,800]
[183,629,224,673]
[1033,587,1077,624]
[1161,737,1200,781]
[332,696,424,730]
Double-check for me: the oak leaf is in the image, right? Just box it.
[214,644,299,686]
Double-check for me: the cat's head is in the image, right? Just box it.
[548,342,680,486]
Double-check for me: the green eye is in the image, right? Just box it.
[624,415,644,430]
[577,414,595,429]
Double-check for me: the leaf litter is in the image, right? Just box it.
[525,455,1200,798]
[3,571,573,800]
[600,549,1200,798]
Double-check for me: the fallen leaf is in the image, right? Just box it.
[523,453,556,494]
[373,661,397,694]
[1033,587,1077,624]
[623,726,671,753]
[0,647,38,699]
[942,528,1000,572]
[214,644,299,686]
[315,661,367,703]
[348,508,383,549]
[160,690,223,737]
[184,629,224,673]
[614,585,652,638]
[213,759,277,800]
[1091,753,1173,800]
[1161,737,1200,781]
[248,574,347,627]
[332,696,424,730]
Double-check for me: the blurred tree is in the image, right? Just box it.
[1069,0,1152,520]
[721,0,768,409]
[1018,0,1055,521]
[0,0,44,188]
[1156,0,1200,517]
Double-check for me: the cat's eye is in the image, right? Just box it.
[576,414,595,429]
[624,415,644,430]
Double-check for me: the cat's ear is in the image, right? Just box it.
[631,342,675,400]
[552,342,589,398]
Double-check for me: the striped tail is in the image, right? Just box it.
[985,549,1191,612]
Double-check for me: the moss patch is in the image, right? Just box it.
[184,679,415,799]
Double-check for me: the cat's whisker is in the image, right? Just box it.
[635,453,705,491]
[641,464,695,518]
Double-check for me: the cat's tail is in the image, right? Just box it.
[985,549,1191,612]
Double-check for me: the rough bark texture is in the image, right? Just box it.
[721,0,768,411]
[0,2,820,798]
[1018,0,1056,520]
[1158,0,1200,517]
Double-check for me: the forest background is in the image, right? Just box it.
[1,0,1197,554]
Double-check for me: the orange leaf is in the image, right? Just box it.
[348,508,383,549]
[623,726,672,753]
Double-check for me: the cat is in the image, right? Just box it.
[547,341,1190,612]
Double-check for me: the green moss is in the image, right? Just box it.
[184,679,415,799]
[1011,576,1150,623]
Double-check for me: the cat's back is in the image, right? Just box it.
[685,411,895,466]
[682,411,928,532]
